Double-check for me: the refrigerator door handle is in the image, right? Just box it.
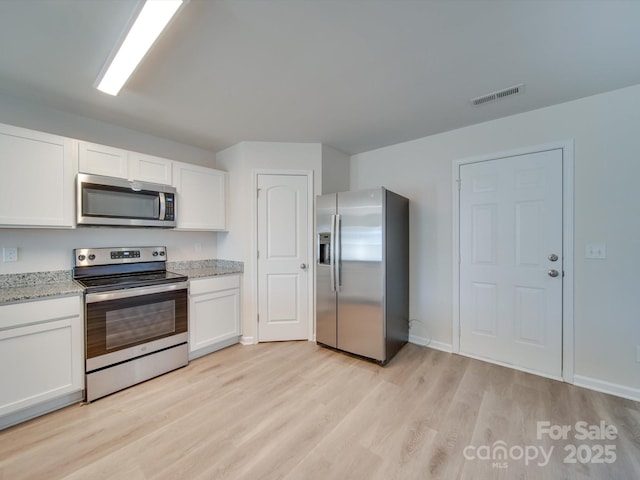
[335,213,341,290]
[330,214,336,292]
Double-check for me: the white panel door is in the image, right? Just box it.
[459,149,563,377]
[257,174,309,341]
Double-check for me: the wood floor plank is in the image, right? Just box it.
[1,342,638,480]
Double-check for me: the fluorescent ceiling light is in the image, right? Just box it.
[96,0,184,96]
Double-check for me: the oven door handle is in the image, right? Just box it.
[85,282,189,303]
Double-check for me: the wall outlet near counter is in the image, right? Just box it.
[585,243,607,259]
[3,247,18,262]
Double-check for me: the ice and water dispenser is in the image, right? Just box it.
[318,233,331,265]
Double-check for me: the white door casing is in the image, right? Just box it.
[257,173,311,342]
[454,143,574,380]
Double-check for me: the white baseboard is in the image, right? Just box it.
[189,336,241,360]
[408,334,453,353]
[573,375,640,403]
[1,391,83,430]
[240,336,256,346]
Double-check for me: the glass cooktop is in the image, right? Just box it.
[75,270,187,293]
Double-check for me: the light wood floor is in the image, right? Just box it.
[1,342,639,479]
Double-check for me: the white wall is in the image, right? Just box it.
[351,84,640,394]
[0,93,215,167]
[0,229,217,274]
[216,142,323,343]
[0,93,219,274]
[321,145,350,194]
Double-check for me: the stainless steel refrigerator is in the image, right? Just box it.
[315,187,409,364]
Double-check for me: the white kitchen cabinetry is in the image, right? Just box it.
[173,162,227,230]
[0,296,84,428]
[78,142,129,179]
[78,141,172,184]
[0,124,76,228]
[189,275,240,359]
[128,151,173,185]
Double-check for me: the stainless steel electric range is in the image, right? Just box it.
[73,246,188,402]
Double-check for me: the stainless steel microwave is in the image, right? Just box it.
[77,173,177,228]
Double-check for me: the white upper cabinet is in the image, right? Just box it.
[0,123,76,228]
[78,142,128,179]
[173,162,227,231]
[78,141,172,184]
[128,151,172,185]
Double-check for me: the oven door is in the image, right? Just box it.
[85,282,188,372]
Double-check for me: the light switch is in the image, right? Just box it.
[3,247,18,262]
[585,243,606,259]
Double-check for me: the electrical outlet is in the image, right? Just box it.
[194,242,202,254]
[585,243,607,259]
[3,247,18,262]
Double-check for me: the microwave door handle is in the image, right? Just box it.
[159,192,166,220]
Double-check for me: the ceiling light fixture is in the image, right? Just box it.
[96,0,184,96]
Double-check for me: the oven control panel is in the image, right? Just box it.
[74,246,167,267]
[111,250,141,259]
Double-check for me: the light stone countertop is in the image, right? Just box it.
[0,270,84,304]
[0,260,243,305]
[168,259,244,279]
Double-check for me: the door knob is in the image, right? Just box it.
[300,263,307,270]
[548,254,559,262]
[548,269,559,278]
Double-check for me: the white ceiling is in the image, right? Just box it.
[1,0,639,155]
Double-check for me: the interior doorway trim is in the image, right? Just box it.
[252,169,315,343]
[452,140,574,383]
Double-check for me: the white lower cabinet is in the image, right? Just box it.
[189,275,241,359]
[0,296,84,428]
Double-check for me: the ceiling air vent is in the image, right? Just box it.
[471,83,525,106]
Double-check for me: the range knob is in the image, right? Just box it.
[78,254,86,261]
[160,251,165,256]
[153,251,159,257]
[88,254,96,261]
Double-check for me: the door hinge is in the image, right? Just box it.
[257,188,261,198]
[456,178,461,191]
[257,313,260,323]
[257,250,259,259]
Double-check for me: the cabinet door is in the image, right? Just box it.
[0,296,83,417]
[78,141,129,178]
[190,288,240,353]
[173,162,227,230]
[0,124,76,228]
[129,152,172,184]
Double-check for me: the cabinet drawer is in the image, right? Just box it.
[190,275,240,295]
[0,296,81,330]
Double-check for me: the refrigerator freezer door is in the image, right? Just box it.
[337,188,385,361]
[315,193,337,347]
